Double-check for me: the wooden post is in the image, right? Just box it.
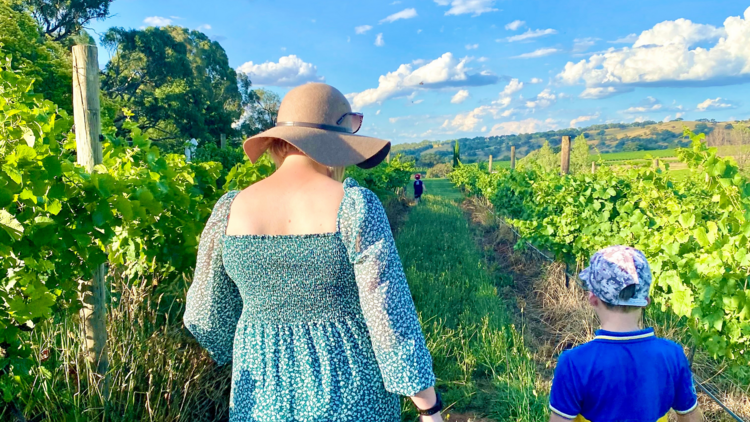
[653,158,659,170]
[220,133,227,150]
[488,155,493,173]
[591,161,596,174]
[73,45,109,398]
[561,136,571,175]
[511,146,516,170]
[73,45,102,171]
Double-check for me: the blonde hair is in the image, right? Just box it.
[267,139,346,182]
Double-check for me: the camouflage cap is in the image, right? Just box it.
[578,245,652,307]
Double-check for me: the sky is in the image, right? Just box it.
[88,0,750,145]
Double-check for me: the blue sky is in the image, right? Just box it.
[89,0,750,144]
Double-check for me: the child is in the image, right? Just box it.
[414,173,424,204]
[549,246,700,422]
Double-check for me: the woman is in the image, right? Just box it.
[184,83,442,421]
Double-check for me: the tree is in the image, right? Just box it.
[236,74,281,138]
[536,140,557,172]
[453,140,461,167]
[102,26,243,148]
[570,134,590,173]
[0,0,72,110]
[22,0,112,41]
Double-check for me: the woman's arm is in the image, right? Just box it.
[411,387,444,421]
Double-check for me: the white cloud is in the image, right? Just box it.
[622,97,664,113]
[434,0,498,17]
[570,113,600,127]
[466,44,479,50]
[477,56,489,62]
[676,112,684,119]
[143,16,172,27]
[696,97,737,111]
[451,89,470,104]
[633,19,725,47]
[413,99,424,104]
[356,25,373,34]
[573,37,598,52]
[663,115,672,122]
[197,24,212,31]
[579,86,631,99]
[513,48,560,59]
[346,52,499,109]
[442,79,524,132]
[530,77,544,84]
[237,55,324,87]
[502,78,524,96]
[380,8,418,24]
[481,126,487,132]
[609,33,638,44]
[558,8,750,98]
[503,28,557,42]
[418,29,423,34]
[505,20,525,31]
[375,33,385,46]
[525,88,556,110]
[489,118,557,136]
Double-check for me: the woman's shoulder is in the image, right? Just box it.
[342,178,380,206]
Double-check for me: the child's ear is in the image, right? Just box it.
[587,292,598,307]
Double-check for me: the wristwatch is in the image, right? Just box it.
[417,390,443,416]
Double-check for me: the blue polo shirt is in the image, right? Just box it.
[549,328,698,422]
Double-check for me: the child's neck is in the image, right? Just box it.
[596,310,643,333]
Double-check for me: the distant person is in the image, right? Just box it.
[549,246,699,422]
[414,173,424,204]
[184,83,443,422]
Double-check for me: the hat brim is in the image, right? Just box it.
[243,126,391,170]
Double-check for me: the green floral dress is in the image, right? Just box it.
[184,178,435,422]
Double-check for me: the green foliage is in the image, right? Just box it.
[22,0,112,41]
[0,56,275,402]
[0,0,72,111]
[235,78,280,138]
[570,134,590,174]
[450,129,750,367]
[102,26,242,148]
[519,140,557,173]
[346,154,416,199]
[453,140,460,167]
[426,162,453,179]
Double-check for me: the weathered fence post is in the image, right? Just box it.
[653,158,659,170]
[591,161,596,174]
[511,146,516,170]
[488,155,493,173]
[220,133,227,150]
[561,136,571,175]
[72,44,109,398]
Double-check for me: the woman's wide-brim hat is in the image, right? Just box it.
[243,83,390,169]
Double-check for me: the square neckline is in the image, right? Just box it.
[222,178,351,239]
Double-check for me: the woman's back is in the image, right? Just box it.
[226,156,345,237]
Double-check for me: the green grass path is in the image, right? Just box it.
[395,184,546,421]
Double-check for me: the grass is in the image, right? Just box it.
[397,192,546,422]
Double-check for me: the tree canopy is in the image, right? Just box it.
[102,25,243,147]
[0,0,72,110]
[23,0,112,41]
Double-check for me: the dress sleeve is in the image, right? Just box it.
[339,180,436,396]
[183,191,243,366]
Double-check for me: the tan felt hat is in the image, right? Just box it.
[243,83,390,169]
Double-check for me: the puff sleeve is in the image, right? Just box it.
[183,191,244,366]
[339,179,436,396]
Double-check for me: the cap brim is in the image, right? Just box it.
[243,126,390,169]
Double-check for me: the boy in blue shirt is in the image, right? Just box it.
[549,246,700,422]
[414,173,424,204]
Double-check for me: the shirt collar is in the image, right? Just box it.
[594,327,655,341]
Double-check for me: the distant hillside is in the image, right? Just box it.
[392,119,740,166]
